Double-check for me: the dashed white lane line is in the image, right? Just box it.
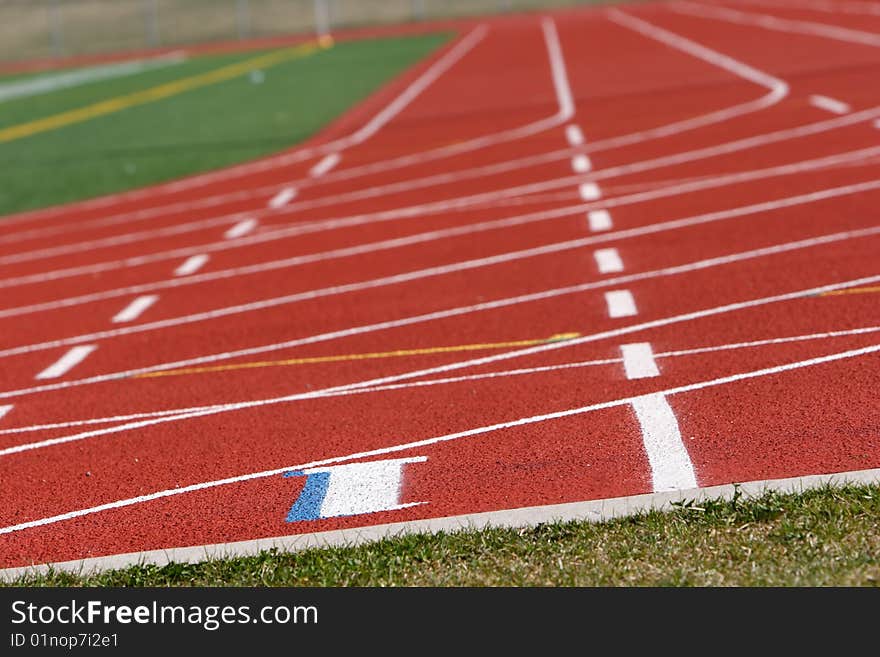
[593,247,624,274]
[809,95,851,115]
[309,153,341,178]
[579,182,602,201]
[174,254,209,277]
[587,210,613,232]
[620,342,697,491]
[565,124,584,146]
[605,290,638,318]
[112,295,159,324]
[268,187,297,209]
[0,405,12,421]
[620,342,660,379]
[35,345,97,380]
[224,218,258,240]
[571,154,592,173]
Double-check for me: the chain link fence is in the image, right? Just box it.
[0,0,588,63]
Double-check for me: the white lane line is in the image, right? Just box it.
[621,343,660,379]
[874,118,880,129]
[579,182,602,201]
[572,154,592,173]
[268,188,297,209]
[309,153,341,178]
[0,405,12,422]
[587,210,614,232]
[224,218,258,240]
[594,247,624,274]
[6,325,880,437]
[809,95,851,115]
[605,290,638,318]
[631,394,698,491]
[174,254,209,277]
[4,342,876,536]
[35,345,97,380]
[112,295,159,324]
[566,125,585,146]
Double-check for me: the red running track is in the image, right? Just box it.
[0,0,879,574]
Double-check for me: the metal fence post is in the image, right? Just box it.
[313,0,331,37]
[411,0,426,21]
[144,0,160,47]
[236,0,251,40]
[48,0,64,58]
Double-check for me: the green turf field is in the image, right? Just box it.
[0,33,451,217]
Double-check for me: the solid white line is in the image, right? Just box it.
[631,394,698,491]
[3,468,877,578]
[621,343,660,379]
[5,324,879,437]
[224,218,258,240]
[572,154,592,173]
[588,210,614,232]
[268,188,297,209]
[579,182,602,201]
[605,290,638,318]
[594,248,624,274]
[809,94,851,115]
[35,345,97,380]
[3,344,877,536]
[309,153,341,178]
[174,254,209,277]
[112,295,159,324]
[0,405,12,422]
[566,125,585,146]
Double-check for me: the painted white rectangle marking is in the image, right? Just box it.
[224,218,258,240]
[268,187,297,209]
[594,247,624,274]
[174,254,209,277]
[112,295,159,323]
[302,456,427,518]
[579,182,602,201]
[565,124,584,146]
[0,405,12,421]
[36,345,97,380]
[587,210,613,232]
[808,94,851,115]
[620,343,660,379]
[631,393,697,491]
[605,290,637,318]
[571,154,592,173]
[309,153,341,178]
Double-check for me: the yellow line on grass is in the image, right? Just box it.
[0,39,331,144]
[133,332,582,379]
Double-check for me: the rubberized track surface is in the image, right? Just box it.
[1,0,879,573]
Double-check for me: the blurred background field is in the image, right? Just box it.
[0,0,597,64]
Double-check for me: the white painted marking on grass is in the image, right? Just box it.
[587,210,613,232]
[309,153,341,178]
[174,254,209,277]
[809,95,851,115]
[0,405,12,422]
[572,155,592,173]
[579,182,602,201]
[112,295,159,324]
[224,218,258,240]
[565,125,584,146]
[620,343,660,379]
[35,345,97,380]
[594,248,624,274]
[631,394,698,491]
[605,290,638,318]
[268,188,297,209]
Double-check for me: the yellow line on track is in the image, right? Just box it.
[820,286,880,297]
[134,333,582,379]
[0,39,331,144]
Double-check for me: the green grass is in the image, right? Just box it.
[6,484,879,587]
[0,32,451,217]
